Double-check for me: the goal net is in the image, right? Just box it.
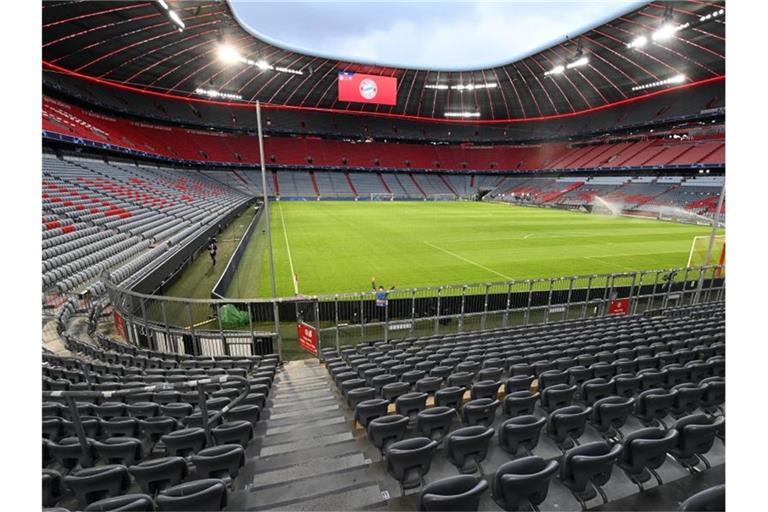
[687,235,726,268]
[426,193,456,201]
[370,193,395,201]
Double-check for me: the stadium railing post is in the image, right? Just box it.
[334,295,340,352]
[434,288,442,335]
[459,286,467,332]
[186,302,198,356]
[564,277,575,321]
[544,279,555,324]
[481,284,490,331]
[160,300,173,352]
[503,283,512,328]
[216,304,228,356]
[247,301,255,348]
[524,280,534,325]
[314,301,322,356]
[384,299,389,344]
[359,295,365,345]
[66,395,93,468]
[581,276,593,319]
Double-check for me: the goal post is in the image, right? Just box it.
[426,193,457,201]
[687,235,726,268]
[370,193,395,201]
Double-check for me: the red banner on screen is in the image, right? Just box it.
[338,72,397,105]
[297,322,318,356]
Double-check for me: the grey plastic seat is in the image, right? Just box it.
[492,456,559,511]
[129,457,188,496]
[101,417,140,438]
[505,375,534,394]
[547,405,592,450]
[448,372,474,388]
[559,441,623,508]
[680,484,725,512]
[48,437,97,470]
[611,373,642,399]
[470,380,501,401]
[42,469,64,507]
[416,406,457,442]
[540,384,576,412]
[502,391,539,418]
[416,377,443,395]
[355,399,389,428]
[382,382,411,403]
[539,370,569,389]
[462,398,500,427]
[436,386,466,409]
[64,464,131,508]
[700,377,725,413]
[635,388,678,428]
[477,367,503,382]
[420,474,488,512]
[386,437,439,492]
[670,414,725,472]
[444,425,495,474]
[590,396,635,440]
[190,444,245,480]
[140,417,179,446]
[618,427,678,489]
[349,386,379,409]
[155,479,227,511]
[212,420,253,447]
[580,378,614,406]
[161,428,207,457]
[94,437,144,466]
[368,414,410,454]
[498,415,546,456]
[224,404,260,428]
[84,494,156,511]
[396,392,429,419]
[670,383,706,418]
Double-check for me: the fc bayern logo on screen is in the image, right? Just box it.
[359,78,378,99]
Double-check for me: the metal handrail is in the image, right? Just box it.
[42,374,251,468]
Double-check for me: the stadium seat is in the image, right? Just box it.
[559,441,623,507]
[502,391,539,418]
[618,427,678,489]
[396,392,429,419]
[155,479,227,511]
[505,375,534,394]
[42,469,64,508]
[129,457,189,496]
[435,386,466,409]
[444,425,495,474]
[670,414,725,472]
[64,464,131,508]
[368,414,410,454]
[420,474,488,512]
[492,457,559,511]
[191,444,245,480]
[540,384,577,412]
[590,396,635,440]
[547,405,591,450]
[498,415,546,456]
[84,494,156,511]
[386,437,439,491]
[680,484,726,512]
[470,380,502,400]
[355,399,389,428]
[580,378,614,406]
[94,437,144,466]
[462,398,500,427]
[161,428,207,457]
[635,388,678,428]
[416,406,457,441]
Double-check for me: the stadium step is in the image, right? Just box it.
[229,359,386,511]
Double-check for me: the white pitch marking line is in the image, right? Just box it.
[424,241,513,281]
[278,204,299,294]
[583,255,635,272]
[523,233,533,239]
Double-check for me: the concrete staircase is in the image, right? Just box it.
[228,360,386,511]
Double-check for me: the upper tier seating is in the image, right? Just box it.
[44,96,724,171]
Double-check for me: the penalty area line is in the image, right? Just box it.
[423,241,512,281]
[277,204,300,295]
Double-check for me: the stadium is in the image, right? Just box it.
[39,1,728,511]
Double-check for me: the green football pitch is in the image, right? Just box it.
[222,201,723,298]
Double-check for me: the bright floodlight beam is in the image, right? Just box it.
[218,44,242,65]
[628,35,647,49]
[167,9,184,31]
[566,56,589,69]
[652,23,677,41]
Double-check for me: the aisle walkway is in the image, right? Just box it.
[228,360,386,511]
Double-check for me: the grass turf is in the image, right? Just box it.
[223,201,723,298]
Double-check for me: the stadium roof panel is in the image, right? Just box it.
[42,0,725,122]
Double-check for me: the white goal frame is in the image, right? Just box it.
[426,193,457,201]
[687,235,726,268]
[370,193,395,201]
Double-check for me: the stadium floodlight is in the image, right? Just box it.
[194,88,242,101]
[566,56,589,69]
[218,44,242,65]
[444,112,481,118]
[157,0,169,10]
[451,83,497,91]
[544,65,565,76]
[631,74,686,91]
[651,22,689,42]
[256,60,271,70]
[425,84,450,90]
[627,35,647,49]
